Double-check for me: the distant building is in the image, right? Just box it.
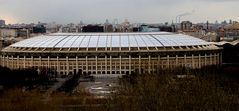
[121,19,131,32]
[0,20,5,27]
[1,28,31,38]
[139,25,160,32]
[181,21,193,31]
[218,22,239,41]
[132,27,139,32]
[139,24,175,32]
[104,20,113,32]
[0,28,18,37]
[82,25,104,32]
[45,22,60,33]
[159,26,175,32]
[18,28,30,38]
[179,21,218,42]
[33,25,46,33]
[104,24,113,32]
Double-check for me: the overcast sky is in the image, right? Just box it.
[0,0,238,24]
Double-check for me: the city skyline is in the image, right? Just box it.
[0,0,239,24]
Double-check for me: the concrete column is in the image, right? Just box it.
[221,52,223,65]
[48,56,50,68]
[62,60,65,75]
[176,55,178,67]
[31,56,34,67]
[214,53,217,65]
[57,56,60,74]
[167,55,170,68]
[80,59,83,72]
[105,56,107,74]
[23,56,26,68]
[66,56,69,75]
[114,61,117,74]
[86,56,88,74]
[123,59,126,74]
[205,53,207,66]
[100,62,103,74]
[6,55,9,67]
[91,59,93,74]
[17,56,19,69]
[192,54,194,68]
[199,54,201,68]
[120,56,122,74]
[139,55,141,74]
[210,53,212,65]
[11,56,14,69]
[95,56,98,75]
[110,56,112,74]
[39,56,42,68]
[216,53,218,65]
[129,55,132,75]
[184,54,187,67]
[157,55,160,73]
[76,56,79,74]
[214,53,216,65]
[148,55,151,74]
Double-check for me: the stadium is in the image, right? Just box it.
[0,32,222,76]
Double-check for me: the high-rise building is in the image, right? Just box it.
[104,19,113,32]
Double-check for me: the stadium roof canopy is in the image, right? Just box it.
[10,32,210,49]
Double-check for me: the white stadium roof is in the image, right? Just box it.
[10,32,210,49]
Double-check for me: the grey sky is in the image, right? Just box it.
[0,0,238,24]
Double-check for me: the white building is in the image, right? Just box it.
[0,28,18,38]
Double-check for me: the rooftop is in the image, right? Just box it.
[10,32,210,49]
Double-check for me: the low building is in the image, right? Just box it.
[0,28,18,38]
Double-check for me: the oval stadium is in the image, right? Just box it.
[0,32,222,76]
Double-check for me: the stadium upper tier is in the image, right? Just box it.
[3,32,218,52]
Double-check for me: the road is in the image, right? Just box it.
[74,77,119,98]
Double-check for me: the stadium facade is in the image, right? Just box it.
[0,32,222,76]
